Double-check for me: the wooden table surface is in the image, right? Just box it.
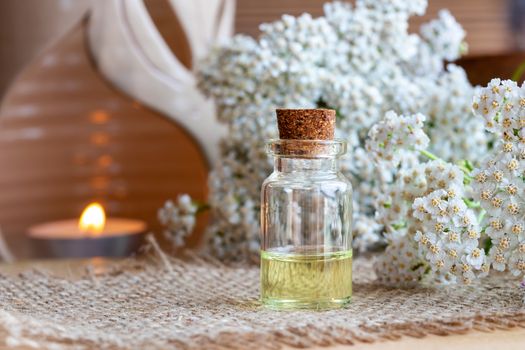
[1,258,524,350]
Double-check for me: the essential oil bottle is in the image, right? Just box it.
[260,109,353,310]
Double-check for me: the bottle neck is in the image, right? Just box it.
[274,157,339,173]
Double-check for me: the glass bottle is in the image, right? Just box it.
[260,109,353,310]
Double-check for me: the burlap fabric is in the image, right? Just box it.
[1,252,524,350]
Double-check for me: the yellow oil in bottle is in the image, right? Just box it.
[261,248,352,310]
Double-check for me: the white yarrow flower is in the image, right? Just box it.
[158,195,198,247]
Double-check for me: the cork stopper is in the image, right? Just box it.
[276,109,335,140]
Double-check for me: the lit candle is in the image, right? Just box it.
[79,202,106,235]
[28,202,147,258]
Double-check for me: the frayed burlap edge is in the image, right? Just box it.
[170,314,525,349]
[2,312,525,350]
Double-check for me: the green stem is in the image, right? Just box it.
[460,160,474,172]
[463,198,481,209]
[512,60,525,82]
[420,149,439,161]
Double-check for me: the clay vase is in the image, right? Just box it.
[0,19,209,258]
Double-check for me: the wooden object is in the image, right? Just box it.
[0,20,209,258]
[458,52,525,86]
[0,0,91,97]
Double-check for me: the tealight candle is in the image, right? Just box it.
[28,202,147,258]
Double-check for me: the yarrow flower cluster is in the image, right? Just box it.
[368,111,488,286]
[412,188,489,284]
[197,0,489,260]
[366,111,429,167]
[471,79,525,280]
[158,195,198,247]
[420,9,466,62]
[370,79,525,293]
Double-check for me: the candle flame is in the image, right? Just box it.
[79,202,106,235]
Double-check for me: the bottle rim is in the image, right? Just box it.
[266,139,347,158]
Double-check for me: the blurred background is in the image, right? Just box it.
[0,0,524,261]
[1,0,524,98]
